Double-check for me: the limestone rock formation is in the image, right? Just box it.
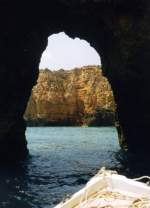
[25,66,115,126]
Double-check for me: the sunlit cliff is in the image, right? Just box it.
[25,66,115,126]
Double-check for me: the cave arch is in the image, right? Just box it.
[1,0,150,161]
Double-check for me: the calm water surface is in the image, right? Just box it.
[0,127,149,208]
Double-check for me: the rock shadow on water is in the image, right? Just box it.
[115,149,150,180]
[0,162,26,207]
[0,156,44,208]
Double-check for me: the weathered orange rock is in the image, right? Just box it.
[24,66,115,126]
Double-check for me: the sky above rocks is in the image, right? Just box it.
[39,32,101,70]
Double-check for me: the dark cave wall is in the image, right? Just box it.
[99,3,150,153]
[0,1,50,161]
[0,30,48,161]
[62,0,150,154]
[0,0,150,161]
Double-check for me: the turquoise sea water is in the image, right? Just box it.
[0,127,149,208]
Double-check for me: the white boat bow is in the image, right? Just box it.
[54,168,150,208]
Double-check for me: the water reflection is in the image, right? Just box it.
[0,127,150,208]
[0,158,33,208]
[0,156,62,208]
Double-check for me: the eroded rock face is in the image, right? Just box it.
[1,0,150,161]
[25,66,115,126]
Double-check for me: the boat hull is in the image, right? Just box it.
[54,170,150,208]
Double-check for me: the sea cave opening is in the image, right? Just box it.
[1,1,150,207]
[24,32,116,128]
[23,32,121,206]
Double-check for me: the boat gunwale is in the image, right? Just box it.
[54,172,150,208]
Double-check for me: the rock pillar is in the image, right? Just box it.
[98,2,150,154]
[0,30,47,161]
